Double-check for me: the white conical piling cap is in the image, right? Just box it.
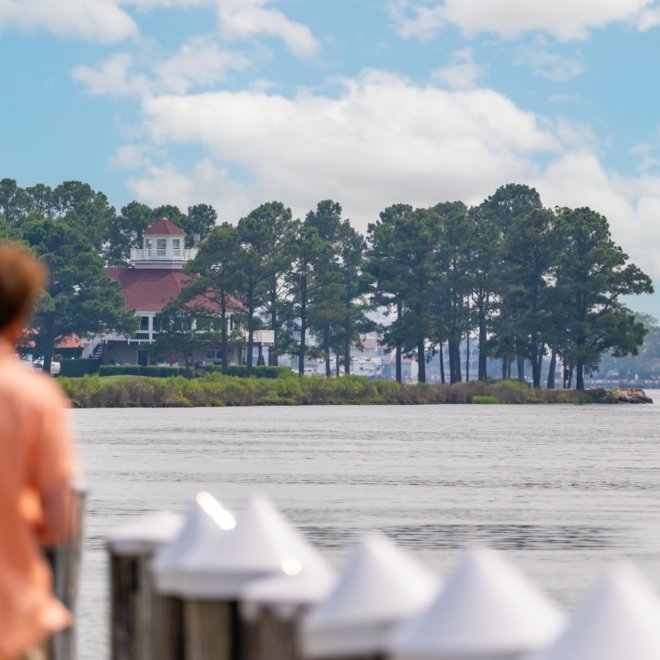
[389,547,564,659]
[153,491,236,595]
[157,492,325,600]
[530,564,660,660]
[241,548,336,609]
[301,533,438,658]
[108,511,184,556]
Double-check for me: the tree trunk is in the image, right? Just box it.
[324,327,331,378]
[269,292,278,366]
[448,337,456,383]
[299,295,307,376]
[220,294,228,373]
[336,352,341,377]
[454,340,462,383]
[546,347,556,390]
[395,300,402,383]
[576,361,585,390]
[516,353,525,382]
[439,342,445,384]
[417,338,426,383]
[42,345,53,375]
[448,336,462,384]
[344,303,352,376]
[246,308,254,375]
[465,334,470,382]
[478,307,487,381]
[531,340,541,389]
[42,317,55,375]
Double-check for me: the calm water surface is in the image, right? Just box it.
[72,403,660,659]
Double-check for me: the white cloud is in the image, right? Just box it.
[431,48,483,89]
[388,0,657,41]
[549,94,582,104]
[387,0,445,41]
[118,68,660,281]
[154,35,250,94]
[121,0,212,9]
[0,0,137,42]
[514,38,584,81]
[127,159,253,221]
[536,152,660,278]
[133,69,558,227]
[110,144,155,169]
[637,6,660,29]
[72,53,152,96]
[73,35,249,96]
[216,0,319,58]
[629,143,660,174]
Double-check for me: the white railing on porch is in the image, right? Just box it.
[130,247,198,262]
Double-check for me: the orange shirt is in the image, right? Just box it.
[0,340,77,659]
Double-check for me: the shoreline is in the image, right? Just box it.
[57,374,654,408]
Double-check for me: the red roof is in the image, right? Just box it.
[56,333,84,349]
[106,268,246,314]
[21,332,84,350]
[143,218,186,236]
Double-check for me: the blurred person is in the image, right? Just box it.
[0,241,78,660]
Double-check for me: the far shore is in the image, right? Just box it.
[57,374,653,408]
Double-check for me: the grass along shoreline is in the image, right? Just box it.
[58,374,646,408]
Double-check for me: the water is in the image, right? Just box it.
[72,402,660,659]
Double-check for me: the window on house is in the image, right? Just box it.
[157,238,167,256]
[172,238,181,255]
[139,316,149,332]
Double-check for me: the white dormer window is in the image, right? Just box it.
[172,238,181,255]
[157,238,167,256]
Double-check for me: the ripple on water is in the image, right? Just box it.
[71,402,660,660]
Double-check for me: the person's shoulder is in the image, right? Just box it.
[0,360,69,410]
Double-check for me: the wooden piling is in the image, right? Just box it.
[108,512,183,660]
[153,594,185,660]
[110,549,183,660]
[47,487,85,660]
[183,600,234,660]
[248,605,302,660]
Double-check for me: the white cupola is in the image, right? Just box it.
[130,218,196,269]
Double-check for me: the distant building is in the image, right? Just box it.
[86,219,252,366]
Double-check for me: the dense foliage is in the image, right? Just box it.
[59,374,611,408]
[1,178,653,389]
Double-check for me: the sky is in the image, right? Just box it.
[2,0,660,315]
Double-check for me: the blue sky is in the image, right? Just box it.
[2,0,660,315]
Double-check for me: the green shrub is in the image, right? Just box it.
[60,358,100,377]
[220,365,294,379]
[59,372,622,408]
[472,395,503,404]
[98,365,186,378]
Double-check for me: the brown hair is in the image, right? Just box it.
[0,241,48,331]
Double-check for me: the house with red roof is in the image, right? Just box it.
[87,219,252,366]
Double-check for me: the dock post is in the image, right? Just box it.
[155,492,329,660]
[107,511,183,660]
[47,487,85,660]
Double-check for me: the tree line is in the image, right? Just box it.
[0,178,653,389]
